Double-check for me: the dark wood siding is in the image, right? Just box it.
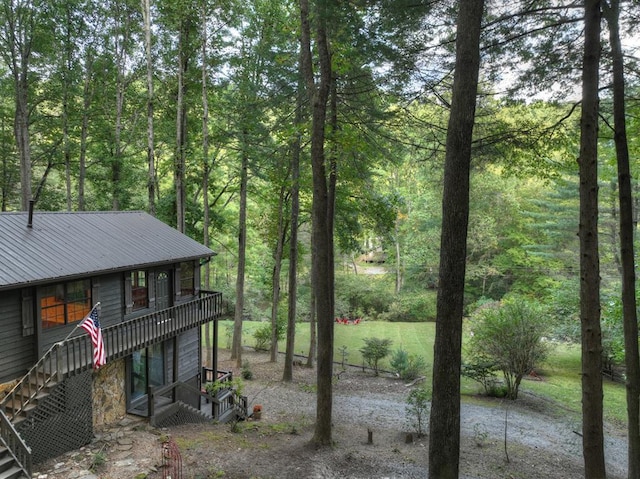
[0,290,35,383]
[177,328,200,382]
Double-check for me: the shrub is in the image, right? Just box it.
[252,317,286,351]
[378,291,437,322]
[461,361,500,396]
[205,377,245,405]
[252,322,272,351]
[405,385,431,437]
[241,360,253,380]
[390,348,427,381]
[359,337,393,375]
[335,274,393,318]
[467,296,551,400]
[601,296,625,364]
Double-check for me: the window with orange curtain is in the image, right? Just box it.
[41,280,92,329]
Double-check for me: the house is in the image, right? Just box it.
[0,210,233,478]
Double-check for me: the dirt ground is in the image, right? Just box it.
[36,349,628,479]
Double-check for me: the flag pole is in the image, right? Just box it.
[59,302,101,345]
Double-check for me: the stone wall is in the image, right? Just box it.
[92,358,127,428]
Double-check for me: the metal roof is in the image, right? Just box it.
[0,211,215,291]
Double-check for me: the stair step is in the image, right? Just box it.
[6,388,50,404]
[3,399,37,416]
[0,464,27,479]
[0,453,14,473]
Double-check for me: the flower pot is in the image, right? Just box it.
[253,404,263,420]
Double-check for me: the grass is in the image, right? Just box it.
[212,319,628,427]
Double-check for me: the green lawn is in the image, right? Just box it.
[214,319,628,426]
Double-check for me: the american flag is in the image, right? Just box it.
[81,306,106,369]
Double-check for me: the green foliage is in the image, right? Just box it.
[378,291,437,322]
[544,278,581,342]
[467,296,551,400]
[337,345,349,368]
[405,385,431,437]
[252,317,286,351]
[390,348,427,380]
[601,296,625,364]
[205,377,244,400]
[359,337,393,375]
[335,274,393,318]
[89,451,107,472]
[224,323,234,349]
[461,361,500,396]
[241,360,253,380]
[252,322,272,351]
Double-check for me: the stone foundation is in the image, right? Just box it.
[92,359,126,428]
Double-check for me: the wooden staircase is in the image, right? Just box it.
[0,342,75,479]
[0,412,29,479]
[2,378,57,427]
[0,445,28,479]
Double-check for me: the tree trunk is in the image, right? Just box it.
[394,214,402,294]
[201,0,211,355]
[270,185,287,362]
[603,1,640,477]
[283,78,302,382]
[579,1,606,477]
[62,3,72,212]
[112,10,131,212]
[231,150,248,368]
[78,50,93,211]
[300,0,333,446]
[307,274,317,368]
[3,0,34,210]
[143,0,156,216]
[428,1,483,478]
[175,19,188,233]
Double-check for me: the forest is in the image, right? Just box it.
[1,0,639,477]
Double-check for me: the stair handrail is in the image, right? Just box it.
[0,408,32,478]
[148,380,220,420]
[0,336,94,422]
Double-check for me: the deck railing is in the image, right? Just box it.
[0,409,31,478]
[0,290,222,475]
[148,370,234,425]
[201,367,242,420]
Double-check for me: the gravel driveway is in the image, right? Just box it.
[240,354,629,479]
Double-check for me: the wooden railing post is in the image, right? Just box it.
[148,386,155,419]
[55,344,63,383]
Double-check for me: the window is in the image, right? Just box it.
[131,271,148,310]
[179,262,195,297]
[41,280,92,329]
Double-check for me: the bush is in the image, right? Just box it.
[252,317,286,351]
[406,385,431,437]
[461,361,500,396]
[359,337,393,375]
[252,322,272,351]
[378,291,437,322]
[601,296,625,364]
[241,360,253,380]
[467,296,551,400]
[335,274,393,318]
[390,348,427,381]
